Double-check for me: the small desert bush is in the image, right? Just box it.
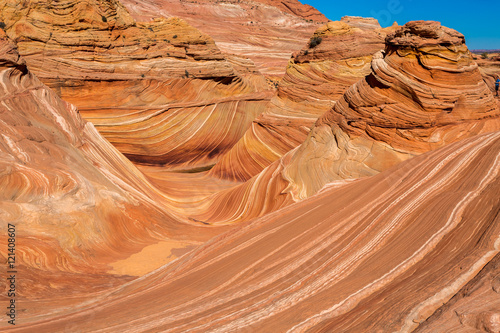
[309,36,322,48]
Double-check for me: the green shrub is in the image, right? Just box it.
[309,36,322,48]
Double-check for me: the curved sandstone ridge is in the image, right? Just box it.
[8,129,500,332]
[208,18,390,181]
[282,20,500,199]
[120,0,328,76]
[0,0,272,171]
[0,31,227,317]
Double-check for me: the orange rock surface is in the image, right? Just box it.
[209,17,391,182]
[475,52,500,96]
[1,1,500,330]
[5,128,500,332]
[415,253,500,333]
[282,21,500,199]
[0,0,272,171]
[120,0,328,76]
[0,29,227,318]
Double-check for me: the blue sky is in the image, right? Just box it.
[302,0,500,50]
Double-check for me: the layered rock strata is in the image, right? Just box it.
[415,252,500,333]
[475,53,500,96]
[209,18,390,181]
[282,21,500,199]
[8,128,500,332]
[120,0,328,76]
[0,30,226,319]
[0,0,272,171]
[147,21,500,225]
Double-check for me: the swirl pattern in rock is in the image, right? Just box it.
[282,20,500,200]
[208,18,391,181]
[0,0,272,171]
[0,29,228,319]
[6,127,500,332]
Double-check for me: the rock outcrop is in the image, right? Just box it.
[10,128,500,332]
[475,52,500,97]
[120,0,328,77]
[208,17,391,181]
[2,2,500,330]
[0,29,226,318]
[282,21,500,199]
[0,0,272,171]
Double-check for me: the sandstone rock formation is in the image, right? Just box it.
[475,52,500,97]
[0,29,227,318]
[415,252,500,333]
[208,17,390,182]
[1,1,500,330]
[0,0,272,171]
[120,0,328,77]
[8,128,500,332]
[139,20,500,226]
[282,21,500,199]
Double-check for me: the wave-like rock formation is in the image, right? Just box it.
[7,127,500,332]
[0,0,272,171]
[282,21,500,199]
[0,29,228,318]
[209,18,391,181]
[120,0,328,77]
[147,21,500,226]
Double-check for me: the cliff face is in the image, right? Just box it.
[247,0,328,21]
[120,0,328,77]
[281,21,500,199]
[1,0,229,79]
[192,21,500,226]
[0,30,226,316]
[208,18,392,182]
[0,0,272,171]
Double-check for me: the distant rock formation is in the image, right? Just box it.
[120,0,328,76]
[248,0,328,22]
[282,21,500,199]
[0,0,272,171]
[475,52,500,96]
